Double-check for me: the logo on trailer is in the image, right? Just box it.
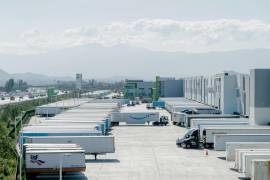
[30,155,45,165]
[128,113,156,120]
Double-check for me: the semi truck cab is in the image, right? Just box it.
[176,128,200,148]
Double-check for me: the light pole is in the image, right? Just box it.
[59,153,71,180]
[19,133,23,180]
[14,117,17,142]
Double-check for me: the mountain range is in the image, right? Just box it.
[1,44,270,86]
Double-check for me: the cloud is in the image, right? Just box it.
[2,19,270,55]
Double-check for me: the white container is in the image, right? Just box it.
[111,112,159,124]
[24,143,80,147]
[226,142,270,161]
[25,149,86,174]
[171,112,185,125]
[251,159,270,180]
[244,154,270,177]
[43,117,107,122]
[214,134,270,151]
[235,149,270,172]
[199,124,249,138]
[204,127,270,144]
[24,124,99,130]
[191,118,249,128]
[20,129,102,140]
[24,143,80,149]
[27,136,115,154]
[184,114,240,128]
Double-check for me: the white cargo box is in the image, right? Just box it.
[23,125,99,130]
[214,134,270,151]
[235,149,270,172]
[184,114,240,128]
[25,149,86,174]
[243,153,270,177]
[111,112,159,124]
[191,118,249,128]
[251,159,270,180]
[171,112,185,124]
[226,142,270,161]
[24,143,80,149]
[203,127,270,144]
[26,136,115,154]
[199,124,249,137]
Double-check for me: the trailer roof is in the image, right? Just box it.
[27,135,112,139]
[26,149,85,153]
[203,126,270,130]
[192,118,248,121]
[187,114,240,118]
[24,143,79,147]
[21,129,101,133]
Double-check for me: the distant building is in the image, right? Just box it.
[124,80,153,100]
[153,76,184,100]
[76,73,82,90]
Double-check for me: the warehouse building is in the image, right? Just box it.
[153,76,184,100]
[124,79,153,100]
[250,69,270,125]
[184,71,250,116]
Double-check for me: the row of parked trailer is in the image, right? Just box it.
[224,142,270,179]
[20,99,121,177]
[160,96,270,179]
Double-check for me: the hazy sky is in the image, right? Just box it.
[1,0,270,78]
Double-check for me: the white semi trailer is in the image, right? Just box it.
[202,126,270,148]
[235,149,270,172]
[190,118,249,129]
[183,114,240,128]
[226,142,270,161]
[25,149,86,175]
[214,134,270,151]
[26,136,115,159]
[111,112,159,125]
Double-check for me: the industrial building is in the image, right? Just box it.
[184,71,250,116]
[153,76,184,100]
[250,69,270,125]
[124,77,184,101]
[124,79,153,100]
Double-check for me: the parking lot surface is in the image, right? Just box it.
[84,106,240,180]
